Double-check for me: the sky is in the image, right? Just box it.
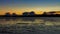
[0,0,60,15]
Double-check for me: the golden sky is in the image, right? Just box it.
[0,6,60,15]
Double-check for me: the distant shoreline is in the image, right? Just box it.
[0,15,60,17]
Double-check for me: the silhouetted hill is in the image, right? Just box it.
[0,11,60,17]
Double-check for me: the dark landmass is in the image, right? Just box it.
[0,15,60,17]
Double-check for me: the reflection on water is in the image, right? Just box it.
[0,17,60,26]
[0,17,60,34]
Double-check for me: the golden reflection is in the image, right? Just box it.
[0,17,60,26]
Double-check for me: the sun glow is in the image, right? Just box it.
[0,6,60,15]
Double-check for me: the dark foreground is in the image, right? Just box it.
[0,24,60,34]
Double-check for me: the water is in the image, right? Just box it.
[0,17,60,34]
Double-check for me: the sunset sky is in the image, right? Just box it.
[0,0,60,15]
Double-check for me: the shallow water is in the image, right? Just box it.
[0,17,60,34]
